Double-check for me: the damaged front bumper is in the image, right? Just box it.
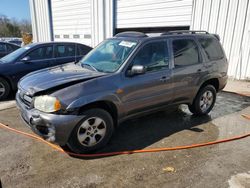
[16,93,84,146]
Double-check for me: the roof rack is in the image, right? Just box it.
[115,31,148,38]
[161,30,209,35]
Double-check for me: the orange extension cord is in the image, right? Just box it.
[0,114,250,158]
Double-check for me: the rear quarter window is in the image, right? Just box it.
[198,37,224,60]
[7,44,18,52]
[0,44,6,53]
[77,44,92,56]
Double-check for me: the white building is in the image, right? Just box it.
[29,0,250,80]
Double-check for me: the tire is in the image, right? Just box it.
[188,85,216,115]
[67,108,114,153]
[0,78,10,100]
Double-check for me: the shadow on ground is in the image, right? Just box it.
[64,92,250,159]
[1,92,15,102]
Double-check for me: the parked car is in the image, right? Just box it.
[0,41,20,58]
[8,40,22,46]
[16,31,228,153]
[0,42,92,99]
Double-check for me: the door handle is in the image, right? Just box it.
[160,76,168,82]
[197,69,202,72]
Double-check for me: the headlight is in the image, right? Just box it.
[34,95,61,113]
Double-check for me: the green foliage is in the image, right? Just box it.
[0,15,32,37]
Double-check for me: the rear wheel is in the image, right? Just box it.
[67,108,114,153]
[188,85,216,115]
[0,78,10,100]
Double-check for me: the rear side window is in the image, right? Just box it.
[198,38,224,60]
[172,39,199,67]
[55,44,76,58]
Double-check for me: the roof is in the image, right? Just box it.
[114,30,219,42]
[24,41,91,48]
[0,41,20,47]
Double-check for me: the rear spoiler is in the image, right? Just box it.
[213,34,220,41]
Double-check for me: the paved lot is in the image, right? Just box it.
[0,101,16,111]
[0,92,250,188]
[0,94,16,111]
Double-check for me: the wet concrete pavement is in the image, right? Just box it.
[0,92,250,188]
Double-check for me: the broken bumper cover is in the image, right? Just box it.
[16,94,84,146]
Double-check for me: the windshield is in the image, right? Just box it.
[80,39,138,73]
[1,46,30,63]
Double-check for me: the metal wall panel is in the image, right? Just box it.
[116,0,193,28]
[51,0,92,46]
[191,0,250,80]
[51,0,114,47]
[91,0,114,47]
[29,0,53,42]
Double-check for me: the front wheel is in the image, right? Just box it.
[67,108,114,153]
[188,85,216,115]
[0,78,10,100]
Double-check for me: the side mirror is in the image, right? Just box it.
[21,56,31,63]
[128,65,146,76]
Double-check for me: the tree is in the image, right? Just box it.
[0,14,32,38]
[19,19,32,33]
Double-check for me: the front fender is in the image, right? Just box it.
[66,91,122,112]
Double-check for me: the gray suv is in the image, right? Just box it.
[16,31,228,153]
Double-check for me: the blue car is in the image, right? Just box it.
[0,41,20,58]
[0,42,92,100]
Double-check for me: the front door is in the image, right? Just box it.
[121,40,173,115]
[11,45,54,84]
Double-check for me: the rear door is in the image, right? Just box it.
[198,37,227,76]
[170,37,205,104]
[12,45,53,82]
[53,43,80,66]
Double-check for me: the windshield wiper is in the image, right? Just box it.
[81,63,98,72]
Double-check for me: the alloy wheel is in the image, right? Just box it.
[0,82,6,98]
[77,117,107,147]
[199,90,214,113]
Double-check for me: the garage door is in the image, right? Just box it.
[116,0,193,29]
[51,0,92,46]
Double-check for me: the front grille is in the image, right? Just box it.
[22,95,32,107]
[18,90,33,108]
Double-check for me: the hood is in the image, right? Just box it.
[19,63,106,95]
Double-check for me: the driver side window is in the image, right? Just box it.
[27,46,53,61]
[132,41,169,72]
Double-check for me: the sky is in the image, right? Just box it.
[0,0,31,21]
